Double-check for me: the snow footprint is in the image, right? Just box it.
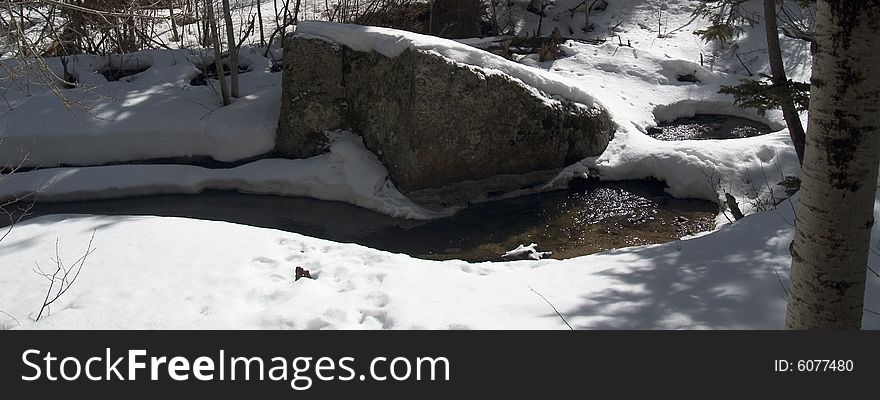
[284,253,304,262]
[460,264,490,276]
[277,238,311,253]
[306,308,349,330]
[366,291,391,308]
[331,266,350,282]
[337,280,356,293]
[261,316,298,329]
[252,257,278,268]
[363,254,386,264]
[369,272,386,285]
[359,309,395,329]
[306,318,331,330]
[756,147,775,163]
[596,63,620,73]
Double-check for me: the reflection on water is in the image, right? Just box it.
[18,178,718,262]
[647,114,772,141]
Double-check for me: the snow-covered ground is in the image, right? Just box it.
[0,48,281,166]
[2,1,875,329]
[0,132,449,219]
[1,193,877,330]
[1,1,803,214]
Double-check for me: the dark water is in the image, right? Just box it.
[17,179,718,262]
[99,66,150,82]
[647,114,772,141]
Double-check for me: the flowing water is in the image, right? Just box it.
[16,178,718,262]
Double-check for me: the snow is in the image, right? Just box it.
[1,1,872,329]
[1,2,808,215]
[0,48,281,167]
[294,21,600,108]
[516,1,807,214]
[502,243,552,261]
[1,194,877,330]
[0,132,450,220]
[291,7,806,213]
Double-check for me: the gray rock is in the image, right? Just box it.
[277,34,614,206]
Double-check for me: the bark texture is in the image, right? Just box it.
[785,0,880,329]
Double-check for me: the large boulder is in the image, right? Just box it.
[278,28,614,206]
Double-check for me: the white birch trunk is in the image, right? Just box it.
[785,1,880,329]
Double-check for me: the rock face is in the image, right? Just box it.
[278,34,614,206]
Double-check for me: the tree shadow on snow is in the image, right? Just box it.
[547,215,795,329]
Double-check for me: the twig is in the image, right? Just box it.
[0,309,20,326]
[774,269,789,299]
[34,229,96,321]
[735,52,753,76]
[867,247,880,278]
[37,0,171,20]
[528,285,573,330]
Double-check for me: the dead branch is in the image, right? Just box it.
[33,229,97,321]
[528,285,573,330]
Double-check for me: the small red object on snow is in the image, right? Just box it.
[295,266,313,281]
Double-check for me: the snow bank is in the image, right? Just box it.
[294,21,599,108]
[1,5,808,217]
[521,6,805,213]
[0,48,281,167]
[1,194,877,330]
[502,243,552,261]
[0,0,868,332]
[651,100,785,131]
[0,133,451,220]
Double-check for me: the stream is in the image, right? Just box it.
[16,178,718,262]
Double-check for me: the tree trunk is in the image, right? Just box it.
[222,0,239,98]
[764,0,806,165]
[256,0,265,47]
[206,0,230,106]
[785,1,880,329]
[169,1,180,42]
[200,0,211,47]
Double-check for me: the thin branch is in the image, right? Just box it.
[774,269,789,299]
[0,308,21,326]
[34,229,96,321]
[37,0,171,20]
[528,285,573,330]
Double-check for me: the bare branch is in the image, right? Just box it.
[34,229,97,321]
[528,285,573,330]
